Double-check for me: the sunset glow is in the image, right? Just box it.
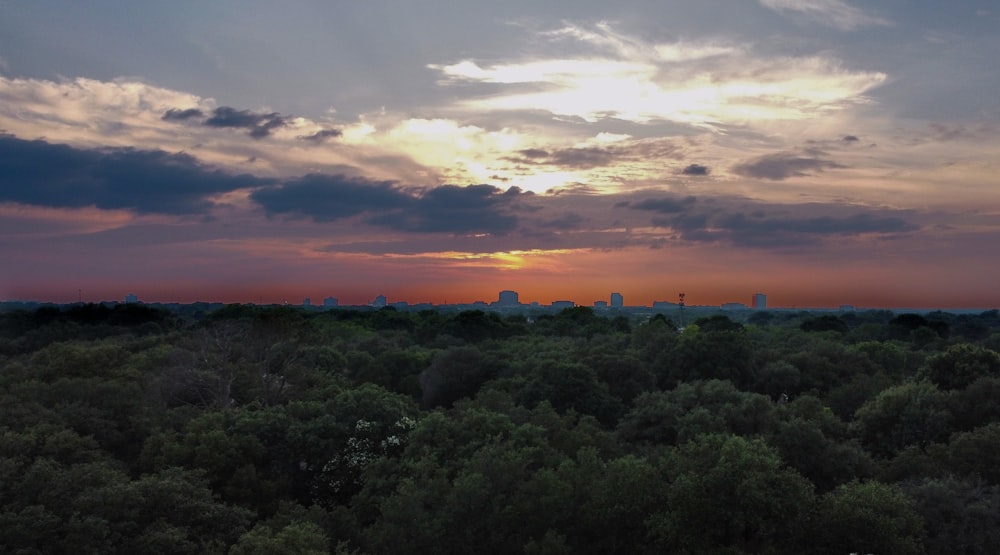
[1,2,998,308]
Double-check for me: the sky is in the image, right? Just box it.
[1,0,998,308]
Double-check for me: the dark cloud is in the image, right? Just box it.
[546,147,617,169]
[161,105,291,138]
[517,148,550,159]
[842,135,859,143]
[369,184,520,235]
[204,107,287,138]
[547,183,600,195]
[681,163,710,176]
[250,174,408,222]
[505,140,683,170]
[713,212,916,247]
[506,146,613,169]
[0,135,270,214]
[537,212,584,230]
[299,128,343,143]
[161,108,204,121]
[632,193,917,247]
[251,178,522,236]
[731,151,845,180]
[631,196,698,213]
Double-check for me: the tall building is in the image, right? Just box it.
[497,290,519,306]
[753,293,767,310]
[124,293,138,304]
[302,297,311,307]
[323,296,339,308]
[372,294,387,308]
[610,292,624,307]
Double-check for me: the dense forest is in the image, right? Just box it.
[2,303,1000,554]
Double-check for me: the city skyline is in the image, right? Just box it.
[2,2,999,308]
[8,288,995,313]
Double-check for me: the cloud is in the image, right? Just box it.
[430,23,886,126]
[759,0,891,30]
[504,139,684,170]
[203,106,287,138]
[371,184,521,235]
[629,192,918,247]
[537,212,584,230]
[250,174,409,222]
[712,211,916,247]
[299,128,343,143]
[682,163,710,176]
[0,135,270,214]
[160,105,292,138]
[161,108,204,121]
[251,177,522,236]
[630,196,698,213]
[506,147,616,170]
[731,151,845,180]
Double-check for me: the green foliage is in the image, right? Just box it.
[656,329,758,389]
[800,314,849,333]
[919,343,1000,390]
[4,303,997,553]
[902,476,1000,554]
[654,434,815,553]
[811,480,924,555]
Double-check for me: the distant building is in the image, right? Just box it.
[652,301,677,310]
[753,293,767,310]
[594,300,608,308]
[372,294,387,308]
[323,296,339,308]
[839,305,856,312]
[721,302,747,310]
[124,293,138,304]
[610,292,624,307]
[302,297,311,307]
[551,300,575,309]
[497,290,519,306]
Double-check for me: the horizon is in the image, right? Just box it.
[4,290,997,313]
[2,2,999,307]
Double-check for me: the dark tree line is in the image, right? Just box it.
[2,303,1000,553]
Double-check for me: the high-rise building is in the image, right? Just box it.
[610,292,624,307]
[372,294,387,308]
[753,293,767,310]
[323,296,339,308]
[497,290,519,306]
[124,293,138,304]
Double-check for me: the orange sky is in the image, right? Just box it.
[2,5,999,309]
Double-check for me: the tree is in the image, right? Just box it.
[902,476,1000,554]
[919,343,1000,390]
[811,480,924,555]
[656,330,758,389]
[853,380,952,458]
[419,346,505,408]
[513,360,624,425]
[231,521,330,555]
[652,434,815,553]
[942,423,1000,484]
[800,315,849,334]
